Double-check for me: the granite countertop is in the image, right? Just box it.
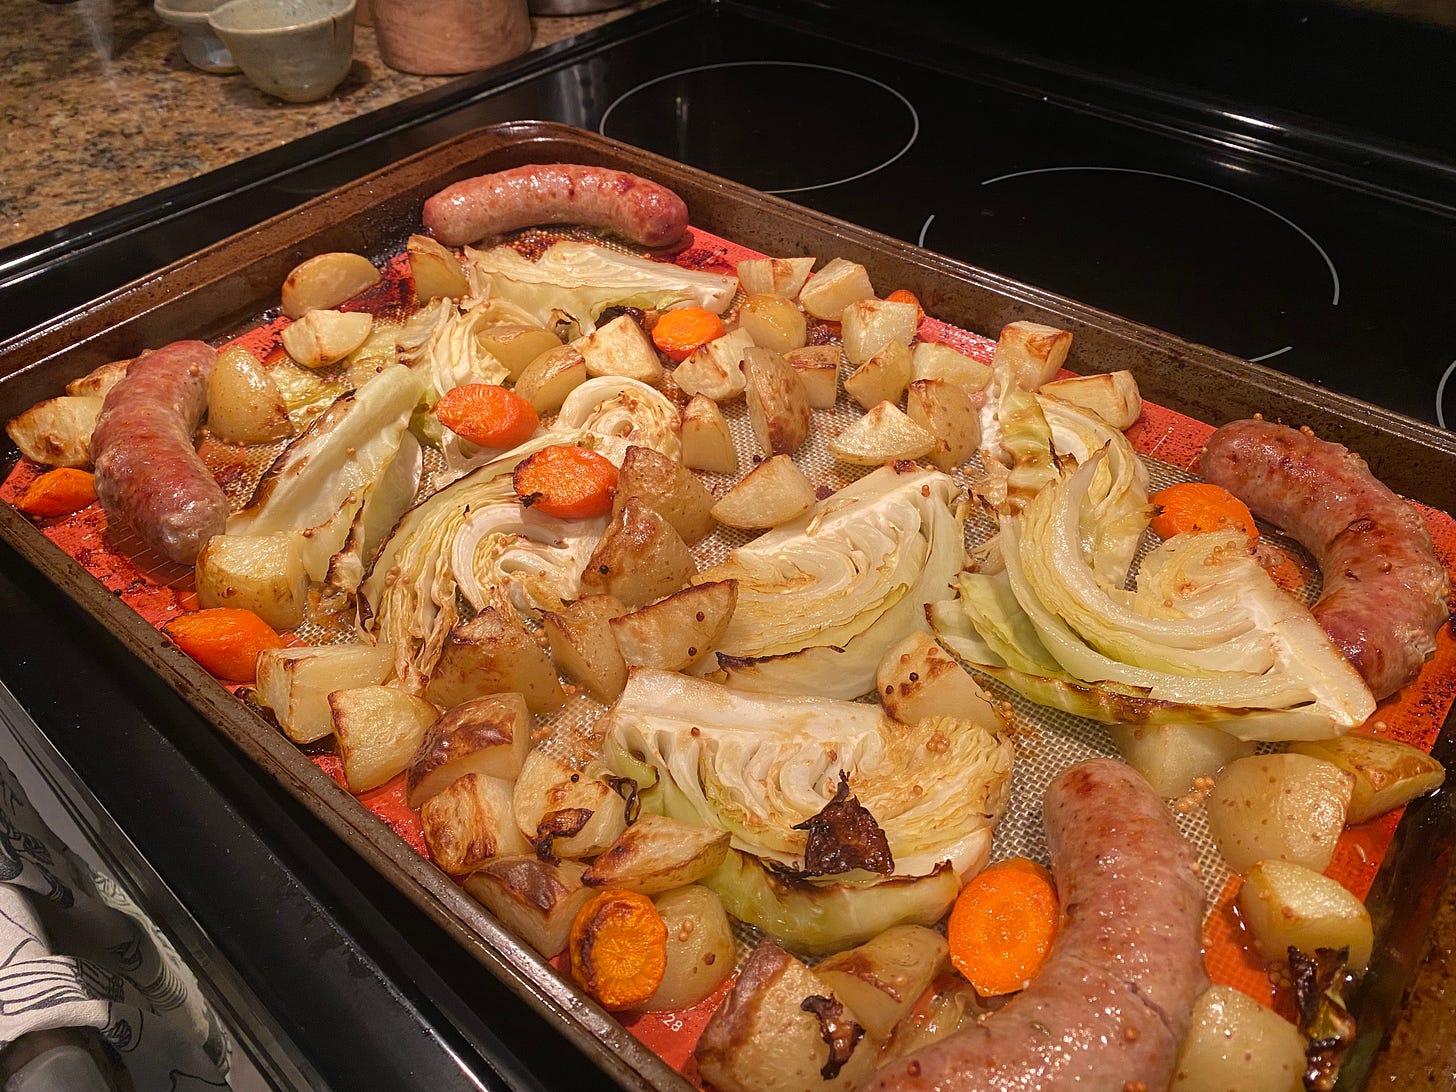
[0,0,654,252]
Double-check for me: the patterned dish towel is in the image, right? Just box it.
[0,760,230,1088]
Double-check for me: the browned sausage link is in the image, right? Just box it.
[1200,419,1450,699]
[866,759,1207,1092]
[92,340,227,565]
[421,163,690,249]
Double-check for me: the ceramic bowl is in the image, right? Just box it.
[208,0,356,103]
[153,0,240,74]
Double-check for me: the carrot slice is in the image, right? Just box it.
[13,468,97,519]
[886,289,925,327]
[569,888,668,1011]
[161,607,284,683]
[513,445,618,519]
[435,384,540,449]
[651,305,726,363]
[947,858,1059,997]
[1150,482,1258,543]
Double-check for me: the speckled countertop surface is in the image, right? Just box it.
[0,0,655,251]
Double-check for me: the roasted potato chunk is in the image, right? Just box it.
[911,341,992,393]
[281,309,374,369]
[406,233,469,303]
[799,258,876,321]
[406,692,533,808]
[464,855,591,959]
[255,643,396,745]
[1039,370,1142,430]
[710,454,817,529]
[512,748,629,860]
[680,394,738,474]
[329,685,439,793]
[1289,733,1445,824]
[281,252,380,319]
[673,329,754,403]
[905,378,980,472]
[613,445,717,546]
[735,256,815,300]
[1171,986,1307,1092]
[743,346,811,457]
[1207,753,1354,873]
[841,298,919,367]
[207,347,293,444]
[65,358,130,400]
[610,580,737,673]
[696,940,878,1092]
[737,293,807,354]
[421,772,531,875]
[476,324,563,381]
[194,531,308,630]
[6,395,103,468]
[424,607,566,712]
[829,401,935,466]
[641,884,736,1012]
[579,498,697,608]
[875,632,1004,735]
[1109,722,1255,799]
[515,344,587,415]
[844,341,912,411]
[992,319,1072,389]
[575,314,663,384]
[813,925,950,1039]
[786,345,841,409]
[541,594,630,704]
[1238,858,1373,972]
[583,813,732,894]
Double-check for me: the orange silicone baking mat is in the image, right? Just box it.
[4,224,1454,1078]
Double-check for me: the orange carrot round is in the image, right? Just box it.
[651,305,726,362]
[161,608,283,683]
[13,468,98,519]
[435,383,540,449]
[947,858,1059,997]
[569,888,668,1011]
[1150,482,1258,543]
[886,289,925,327]
[513,445,618,519]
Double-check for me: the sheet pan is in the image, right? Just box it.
[2,120,1453,1090]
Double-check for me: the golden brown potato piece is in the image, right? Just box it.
[281,309,374,369]
[512,748,629,860]
[906,377,980,472]
[406,692,533,808]
[579,498,697,608]
[1039,370,1142,430]
[5,395,104,468]
[993,319,1073,389]
[255,643,396,745]
[799,258,876,321]
[735,257,815,300]
[420,772,531,875]
[737,293,807,354]
[696,940,878,1092]
[1289,733,1446,824]
[424,607,566,712]
[65,358,130,399]
[911,341,992,393]
[841,298,919,367]
[477,325,563,382]
[1238,858,1373,972]
[281,252,381,319]
[680,394,738,474]
[673,329,754,403]
[576,314,663,384]
[1108,723,1255,799]
[514,345,587,415]
[407,233,469,303]
[875,632,1004,735]
[194,531,308,630]
[709,455,817,530]
[829,401,935,466]
[610,580,738,673]
[612,445,717,546]
[785,345,840,409]
[640,885,736,1012]
[743,346,811,457]
[329,685,439,793]
[207,347,293,444]
[1171,986,1308,1092]
[844,340,912,411]
[1207,753,1354,873]
[541,594,630,704]
[813,925,950,1039]
[582,813,732,894]
[464,855,591,958]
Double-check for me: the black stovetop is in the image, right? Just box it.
[3,1,1456,1087]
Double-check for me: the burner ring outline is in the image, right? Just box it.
[598,61,920,195]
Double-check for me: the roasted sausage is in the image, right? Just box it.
[866,759,1207,1092]
[1200,419,1450,699]
[422,164,690,249]
[92,340,227,565]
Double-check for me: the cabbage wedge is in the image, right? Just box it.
[933,452,1375,741]
[695,463,966,699]
[601,669,1013,881]
[465,241,737,337]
